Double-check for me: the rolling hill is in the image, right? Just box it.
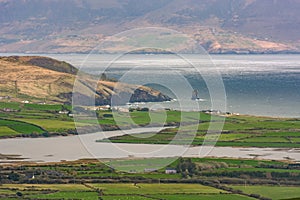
[0,0,299,54]
[0,56,171,105]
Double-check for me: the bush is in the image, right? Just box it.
[250,193,261,198]
[16,191,23,197]
[30,132,39,137]
[8,172,20,181]
[103,114,113,118]
[260,197,272,200]
[42,132,49,137]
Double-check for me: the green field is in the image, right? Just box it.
[23,103,71,111]
[19,118,77,132]
[0,183,254,200]
[98,110,211,126]
[0,98,299,200]
[0,118,45,135]
[0,184,98,200]
[0,157,299,199]
[153,194,254,200]
[0,126,19,136]
[0,102,80,136]
[103,114,300,148]
[231,185,300,200]
[0,102,20,110]
[92,183,224,194]
[0,101,299,148]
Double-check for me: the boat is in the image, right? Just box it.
[191,89,200,100]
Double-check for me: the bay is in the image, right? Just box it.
[1,53,299,117]
[41,54,300,118]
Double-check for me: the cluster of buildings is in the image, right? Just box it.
[0,96,10,100]
[202,109,240,116]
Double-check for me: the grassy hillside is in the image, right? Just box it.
[0,56,78,74]
[0,56,170,105]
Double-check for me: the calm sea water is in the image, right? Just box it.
[2,53,300,118]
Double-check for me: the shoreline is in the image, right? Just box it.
[0,111,298,140]
[0,126,299,164]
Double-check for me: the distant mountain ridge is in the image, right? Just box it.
[0,56,171,105]
[0,0,300,53]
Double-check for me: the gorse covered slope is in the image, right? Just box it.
[0,56,170,105]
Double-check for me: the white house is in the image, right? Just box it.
[58,110,69,114]
[165,168,177,174]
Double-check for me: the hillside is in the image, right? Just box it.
[0,0,299,54]
[0,56,170,105]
